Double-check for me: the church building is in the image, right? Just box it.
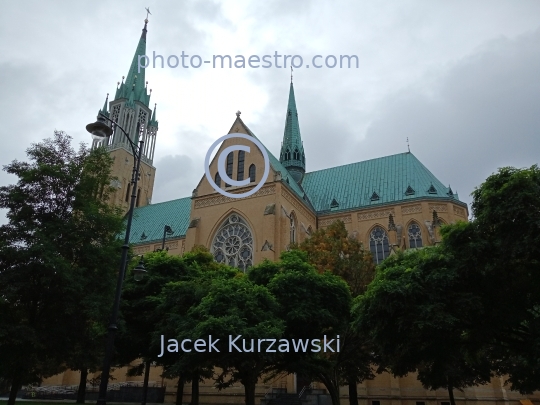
[45,17,537,405]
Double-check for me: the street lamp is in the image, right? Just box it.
[86,112,147,405]
[133,256,148,282]
[155,225,174,251]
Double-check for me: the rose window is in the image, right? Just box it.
[212,214,253,272]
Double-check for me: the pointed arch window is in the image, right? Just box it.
[285,149,291,161]
[225,152,234,187]
[293,148,300,160]
[136,188,141,207]
[211,214,253,272]
[125,182,131,202]
[237,150,245,181]
[290,214,297,244]
[408,222,423,249]
[369,226,390,264]
[215,172,221,188]
[249,164,256,182]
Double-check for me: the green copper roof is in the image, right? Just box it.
[279,82,306,177]
[128,197,192,245]
[114,20,151,107]
[302,152,463,213]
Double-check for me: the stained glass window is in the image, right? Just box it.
[369,226,390,264]
[212,214,253,272]
[408,223,423,248]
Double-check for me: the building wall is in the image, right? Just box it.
[108,147,156,213]
[41,121,538,405]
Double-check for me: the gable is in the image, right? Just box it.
[194,116,306,201]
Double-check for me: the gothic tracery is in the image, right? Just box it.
[212,214,253,272]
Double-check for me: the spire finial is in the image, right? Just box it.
[291,66,293,83]
[407,137,410,152]
[236,110,241,117]
[145,7,152,22]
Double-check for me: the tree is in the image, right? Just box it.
[252,250,352,405]
[296,220,376,405]
[353,247,493,405]
[153,247,238,405]
[296,220,375,296]
[440,165,540,393]
[115,250,195,405]
[0,132,124,405]
[185,275,284,405]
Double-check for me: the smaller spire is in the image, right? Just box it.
[149,103,159,128]
[98,93,109,117]
[101,93,109,111]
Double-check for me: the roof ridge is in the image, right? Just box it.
[133,196,192,210]
[305,151,413,175]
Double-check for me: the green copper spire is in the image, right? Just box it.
[113,19,151,106]
[98,93,109,117]
[279,81,306,183]
[148,103,158,128]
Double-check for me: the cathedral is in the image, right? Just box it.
[44,17,537,405]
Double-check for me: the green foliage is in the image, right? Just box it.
[117,251,195,368]
[0,132,124,401]
[354,164,540,398]
[354,247,492,395]
[262,250,353,405]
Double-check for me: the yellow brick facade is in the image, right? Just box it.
[44,115,539,405]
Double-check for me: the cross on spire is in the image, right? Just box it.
[145,7,152,21]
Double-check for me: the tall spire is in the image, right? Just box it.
[113,17,151,106]
[279,81,306,183]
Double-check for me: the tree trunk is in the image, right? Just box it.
[175,375,186,405]
[243,379,257,405]
[76,368,88,404]
[448,380,456,405]
[318,374,340,405]
[141,361,151,405]
[8,377,22,405]
[190,372,199,405]
[348,378,358,405]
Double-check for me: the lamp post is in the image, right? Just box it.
[160,225,174,251]
[86,113,147,405]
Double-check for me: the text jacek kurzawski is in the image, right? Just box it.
[158,335,340,356]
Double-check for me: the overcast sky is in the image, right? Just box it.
[1,0,539,224]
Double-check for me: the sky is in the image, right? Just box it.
[0,0,539,223]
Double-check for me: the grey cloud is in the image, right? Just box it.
[152,154,197,203]
[359,28,540,208]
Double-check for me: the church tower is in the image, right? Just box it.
[93,17,158,212]
[279,81,306,183]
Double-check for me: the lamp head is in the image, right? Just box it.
[86,116,113,140]
[133,256,147,281]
